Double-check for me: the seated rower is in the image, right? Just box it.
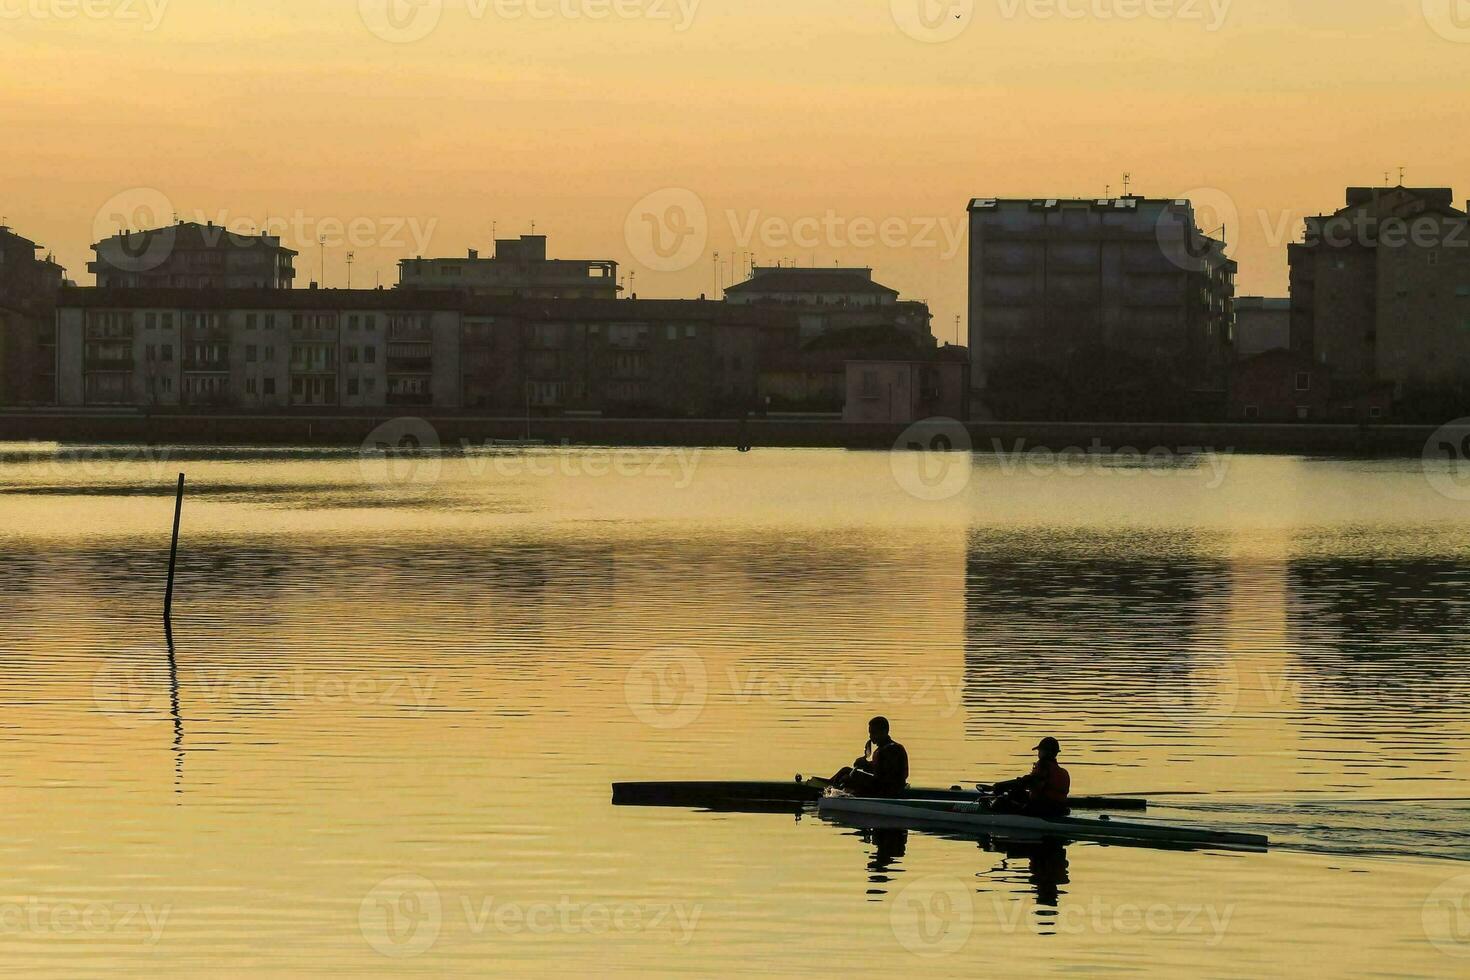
[830,716,909,798]
[988,737,1070,818]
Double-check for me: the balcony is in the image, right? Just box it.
[387,356,433,373]
[84,358,135,371]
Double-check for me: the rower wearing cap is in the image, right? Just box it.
[990,737,1070,817]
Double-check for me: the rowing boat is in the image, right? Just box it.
[610,778,1147,811]
[817,794,1268,851]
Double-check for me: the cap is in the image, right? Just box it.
[1034,736,1061,754]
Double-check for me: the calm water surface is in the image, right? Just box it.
[2,444,1469,976]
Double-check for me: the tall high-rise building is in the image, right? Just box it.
[967,195,1235,415]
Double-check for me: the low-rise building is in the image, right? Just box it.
[1228,348,1392,422]
[1234,296,1290,358]
[54,288,799,416]
[399,235,620,299]
[90,221,296,289]
[723,265,933,344]
[843,348,970,423]
[56,289,461,410]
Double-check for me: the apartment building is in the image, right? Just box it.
[90,221,297,290]
[399,235,619,299]
[967,196,1236,405]
[1288,185,1470,392]
[54,289,798,416]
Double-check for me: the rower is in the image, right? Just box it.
[989,737,1070,817]
[830,716,909,798]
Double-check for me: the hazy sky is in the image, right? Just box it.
[4,0,1469,339]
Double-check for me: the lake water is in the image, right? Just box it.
[2,442,1469,976]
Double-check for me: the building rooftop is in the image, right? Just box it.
[725,268,900,297]
[92,221,298,255]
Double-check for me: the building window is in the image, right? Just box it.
[1296,406,1310,420]
[264,377,276,395]
[348,315,359,330]
[161,377,172,393]
[246,313,257,329]
[364,345,376,363]
[1243,405,1259,419]
[162,313,174,329]
[685,325,697,339]
[246,345,258,362]
[161,344,173,362]
[145,344,155,362]
[246,377,257,395]
[364,377,376,393]
[860,370,880,398]
[347,346,359,363]
[666,324,677,341]
[347,378,359,396]
[1294,372,1311,392]
[145,313,157,330]
[1369,406,1383,419]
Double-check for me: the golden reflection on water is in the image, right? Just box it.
[0,448,1468,975]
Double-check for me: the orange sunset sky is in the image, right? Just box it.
[4,0,1470,342]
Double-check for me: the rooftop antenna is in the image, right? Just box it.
[1399,166,1407,185]
[1122,172,1132,196]
[1105,185,1111,198]
[1384,171,1391,187]
[346,251,355,290]
[530,220,536,235]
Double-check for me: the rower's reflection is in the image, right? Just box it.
[859,827,908,894]
[979,836,1070,908]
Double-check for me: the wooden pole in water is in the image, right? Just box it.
[164,473,185,627]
